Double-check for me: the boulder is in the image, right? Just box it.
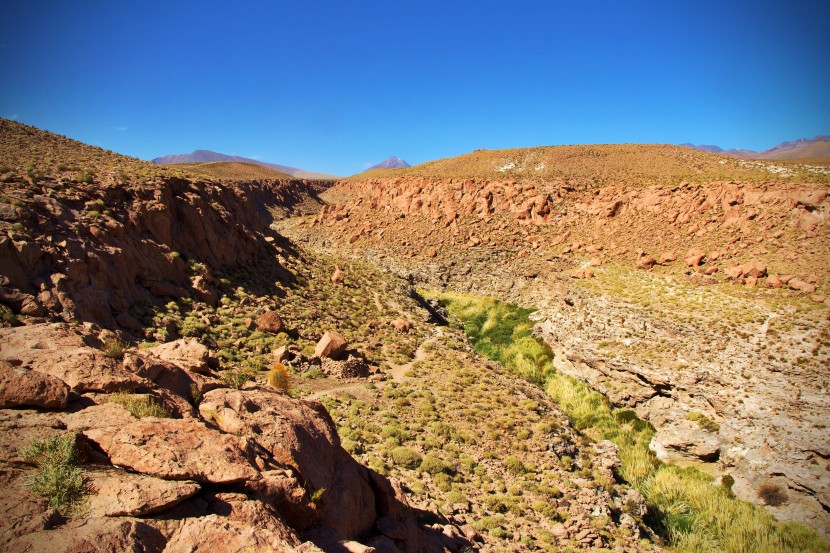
[83,418,257,484]
[0,360,70,409]
[789,278,817,293]
[315,332,347,360]
[636,256,656,270]
[572,269,595,279]
[390,319,412,333]
[321,356,370,379]
[256,311,284,334]
[0,323,143,393]
[649,420,720,462]
[87,468,200,517]
[7,518,166,553]
[164,514,297,553]
[331,267,345,285]
[145,339,210,374]
[199,387,378,537]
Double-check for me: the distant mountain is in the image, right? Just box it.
[681,136,830,160]
[152,150,339,180]
[367,156,410,170]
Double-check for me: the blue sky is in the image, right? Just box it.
[1,1,828,176]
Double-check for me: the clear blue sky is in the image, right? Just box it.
[2,1,828,176]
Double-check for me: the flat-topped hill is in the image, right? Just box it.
[351,143,830,186]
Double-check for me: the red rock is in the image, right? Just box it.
[331,267,345,285]
[200,387,378,537]
[391,319,412,333]
[705,266,718,275]
[637,256,656,270]
[810,294,826,303]
[684,254,705,267]
[146,339,210,374]
[766,274,783,289]
[589,257,602,266]
[83,418,257,484]
[0,360,70,409]
[725,265,743,280]
[659,253,676,264]
[87,468,200,517]
[789,278,817,293]
[0,323,143,393]
[8,519,166,553]
[741,259,767,279]
[257,311,284,334]
[164,514,297,553]
[314,331,347,360]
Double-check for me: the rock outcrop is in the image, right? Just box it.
[0,323,470,552]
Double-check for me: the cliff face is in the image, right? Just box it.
[0,174,321,330]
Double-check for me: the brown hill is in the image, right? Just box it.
[350,143,830,185]
[163,161,295,180]
[762,141,830,160]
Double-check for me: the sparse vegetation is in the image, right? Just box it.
[101,338,128,360]
[22,435,87,514]
[109,391,172,418]
[438,291,829,552]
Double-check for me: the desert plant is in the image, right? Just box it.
[268,362,291,392]
[221,369,251,389]
[758,482,788,506]
[109,391,172,418]
[102,338,128,360]
[22,435,86,513]
[390,446,422,469]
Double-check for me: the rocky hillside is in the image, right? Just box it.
[284,154,830,541]
[0,120,478,552]
[162,161,296,180]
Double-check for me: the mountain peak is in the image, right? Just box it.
[368,156,410,170]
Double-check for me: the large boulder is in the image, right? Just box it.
[0,361,70,409]
[649,420,720,462]
[256,311,284,334]
[314,332,347,360]
[199,387,376,537]
[86,468,200,517]
[0,324,144,393]
[83,418,257,484]
[145,339,210,374]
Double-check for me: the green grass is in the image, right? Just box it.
[22,435,87,514]
[435,291,829,553]
[109,391,172,418]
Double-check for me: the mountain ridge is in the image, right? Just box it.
[682,135,830,160]
[153,149,340,180]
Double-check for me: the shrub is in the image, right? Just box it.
[221,369,251,389]
[109,391,172,418]
[504,455,526,474]
[419,454,451,475]
[390,446,422,469]
[758,482,788,506]
[102,338,128,360]
[22,435,86,513]
[268,363,291,392]
[686,411,720,432]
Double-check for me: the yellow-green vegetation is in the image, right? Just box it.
[348,143,830,185]
[267,362,291,392]
[437,291,830,553]
[109,391,172,418]
[101,338,129,360]
[22,435,87,514]
[318,329,602,552]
